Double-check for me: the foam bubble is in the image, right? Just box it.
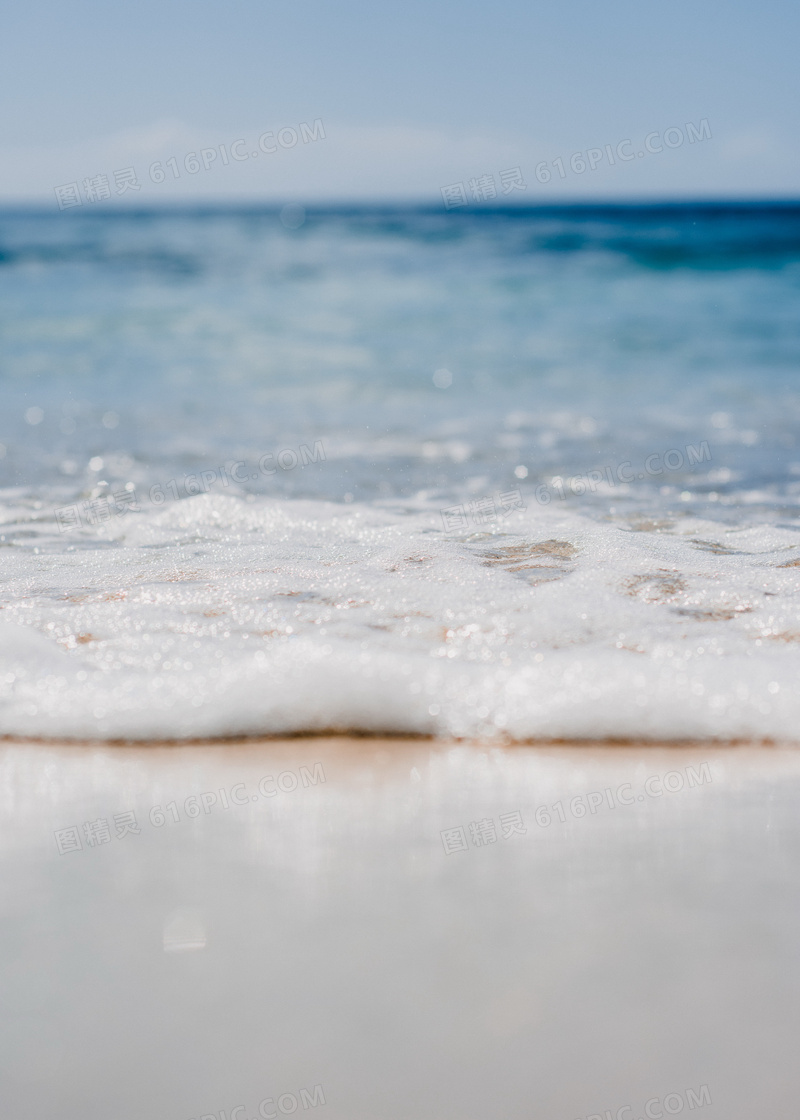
[0,493,798,741]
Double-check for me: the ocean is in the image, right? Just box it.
[1,202,799,740]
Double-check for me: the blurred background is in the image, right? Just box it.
[2,0,799,202]
[2,0,799,515]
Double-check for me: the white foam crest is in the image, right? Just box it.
[0,493,799,741]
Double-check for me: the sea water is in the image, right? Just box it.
[1,203,799,739]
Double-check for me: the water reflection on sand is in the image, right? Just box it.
[1,738,798,1119]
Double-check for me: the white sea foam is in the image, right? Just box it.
[0,492,798,740]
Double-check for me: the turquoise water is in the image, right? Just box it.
[1,204,799,739]
[2,203,800,504]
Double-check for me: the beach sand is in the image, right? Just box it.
[2,735,799,1119]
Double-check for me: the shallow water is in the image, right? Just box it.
[1,204,799,739]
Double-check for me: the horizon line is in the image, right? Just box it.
[1,195,800,214]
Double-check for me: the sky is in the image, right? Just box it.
[1,0,798,204]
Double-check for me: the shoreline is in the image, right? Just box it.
[2,732,797,748]
[4,728,799,1119]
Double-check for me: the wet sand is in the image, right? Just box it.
[2,736,799,1119]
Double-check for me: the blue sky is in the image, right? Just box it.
[2,0,798,201]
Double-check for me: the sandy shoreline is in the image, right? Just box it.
[3,734,800,1118]
[2,732,795,748]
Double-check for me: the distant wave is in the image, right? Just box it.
[2,202,800,274]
